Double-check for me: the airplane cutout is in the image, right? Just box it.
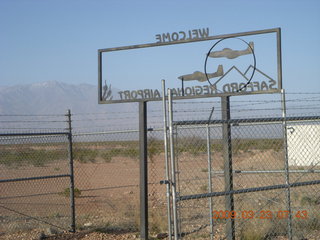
[178,65,223,82]
[209,42,254,59]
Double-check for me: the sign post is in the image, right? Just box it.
[221,96,235,240]
[139,101,148,240]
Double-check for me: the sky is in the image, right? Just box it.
[0,0,320,94]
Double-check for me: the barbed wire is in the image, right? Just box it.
[0,120,67,123]
[0,114,66,117]
[0,96,318,119]
[286,92,320,94]
[173,96,320,105]
[0,94,319,132]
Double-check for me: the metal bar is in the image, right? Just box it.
[139,101,148,240]
[210,170,320,174]
[66,110,76,233]
[98,28,280,53]
[207,123,214,240]
[0,132,68,137]
[98,50,102,102]
[168,89,179,239]
[162,80,173,240]
[72,128,165,137]
[181,79,184,97]
[221,96,235,240]
[178,180,320,201]
[207,106,215,240]
[281,90,292,239]
[0,174,70,183]
[174,169,320,184]
[73,129,140,136]
[277,28,283,89]
[174,125,182,235]
[173,115,320,126]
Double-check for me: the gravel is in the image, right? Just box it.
[0,229,140,240]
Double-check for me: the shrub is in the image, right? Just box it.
[60,187,82,198]
[74,149,97,163]
[0,148,66,167]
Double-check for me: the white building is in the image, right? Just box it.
[287,123,320,166]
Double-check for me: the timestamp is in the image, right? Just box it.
[212,210,308,220]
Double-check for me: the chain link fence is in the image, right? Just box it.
[0,117,75,235]
[70,127,168,234]
[168,99,320,239]
[0,110,169,238]
[0,94,320,239]
[72,130,141,231]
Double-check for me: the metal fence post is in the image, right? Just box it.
[221,97,235,240]
[139,101,148,240]
[66,109,76,233]
[207,107,215,240]
[162,80,173,240]
[168,89,179,239]
[281,89,293,239]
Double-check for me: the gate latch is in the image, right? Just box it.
[160,180,171,185]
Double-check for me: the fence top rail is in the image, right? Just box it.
[0,132,69,137]
[73,128,163,137]
[173,115,320,126]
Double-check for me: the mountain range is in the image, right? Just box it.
[0,81,114,115]
[0,80,307,138]
[0,81,144,132]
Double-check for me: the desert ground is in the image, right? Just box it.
[0,137,319,239]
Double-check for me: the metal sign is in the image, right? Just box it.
[98,28,282,104]
[155,27,210,43]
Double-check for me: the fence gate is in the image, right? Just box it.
[164,91,320,240]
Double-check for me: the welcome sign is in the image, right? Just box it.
[155,28,210,43]
[98,28,282,104]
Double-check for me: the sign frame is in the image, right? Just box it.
[98,28,282,104]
